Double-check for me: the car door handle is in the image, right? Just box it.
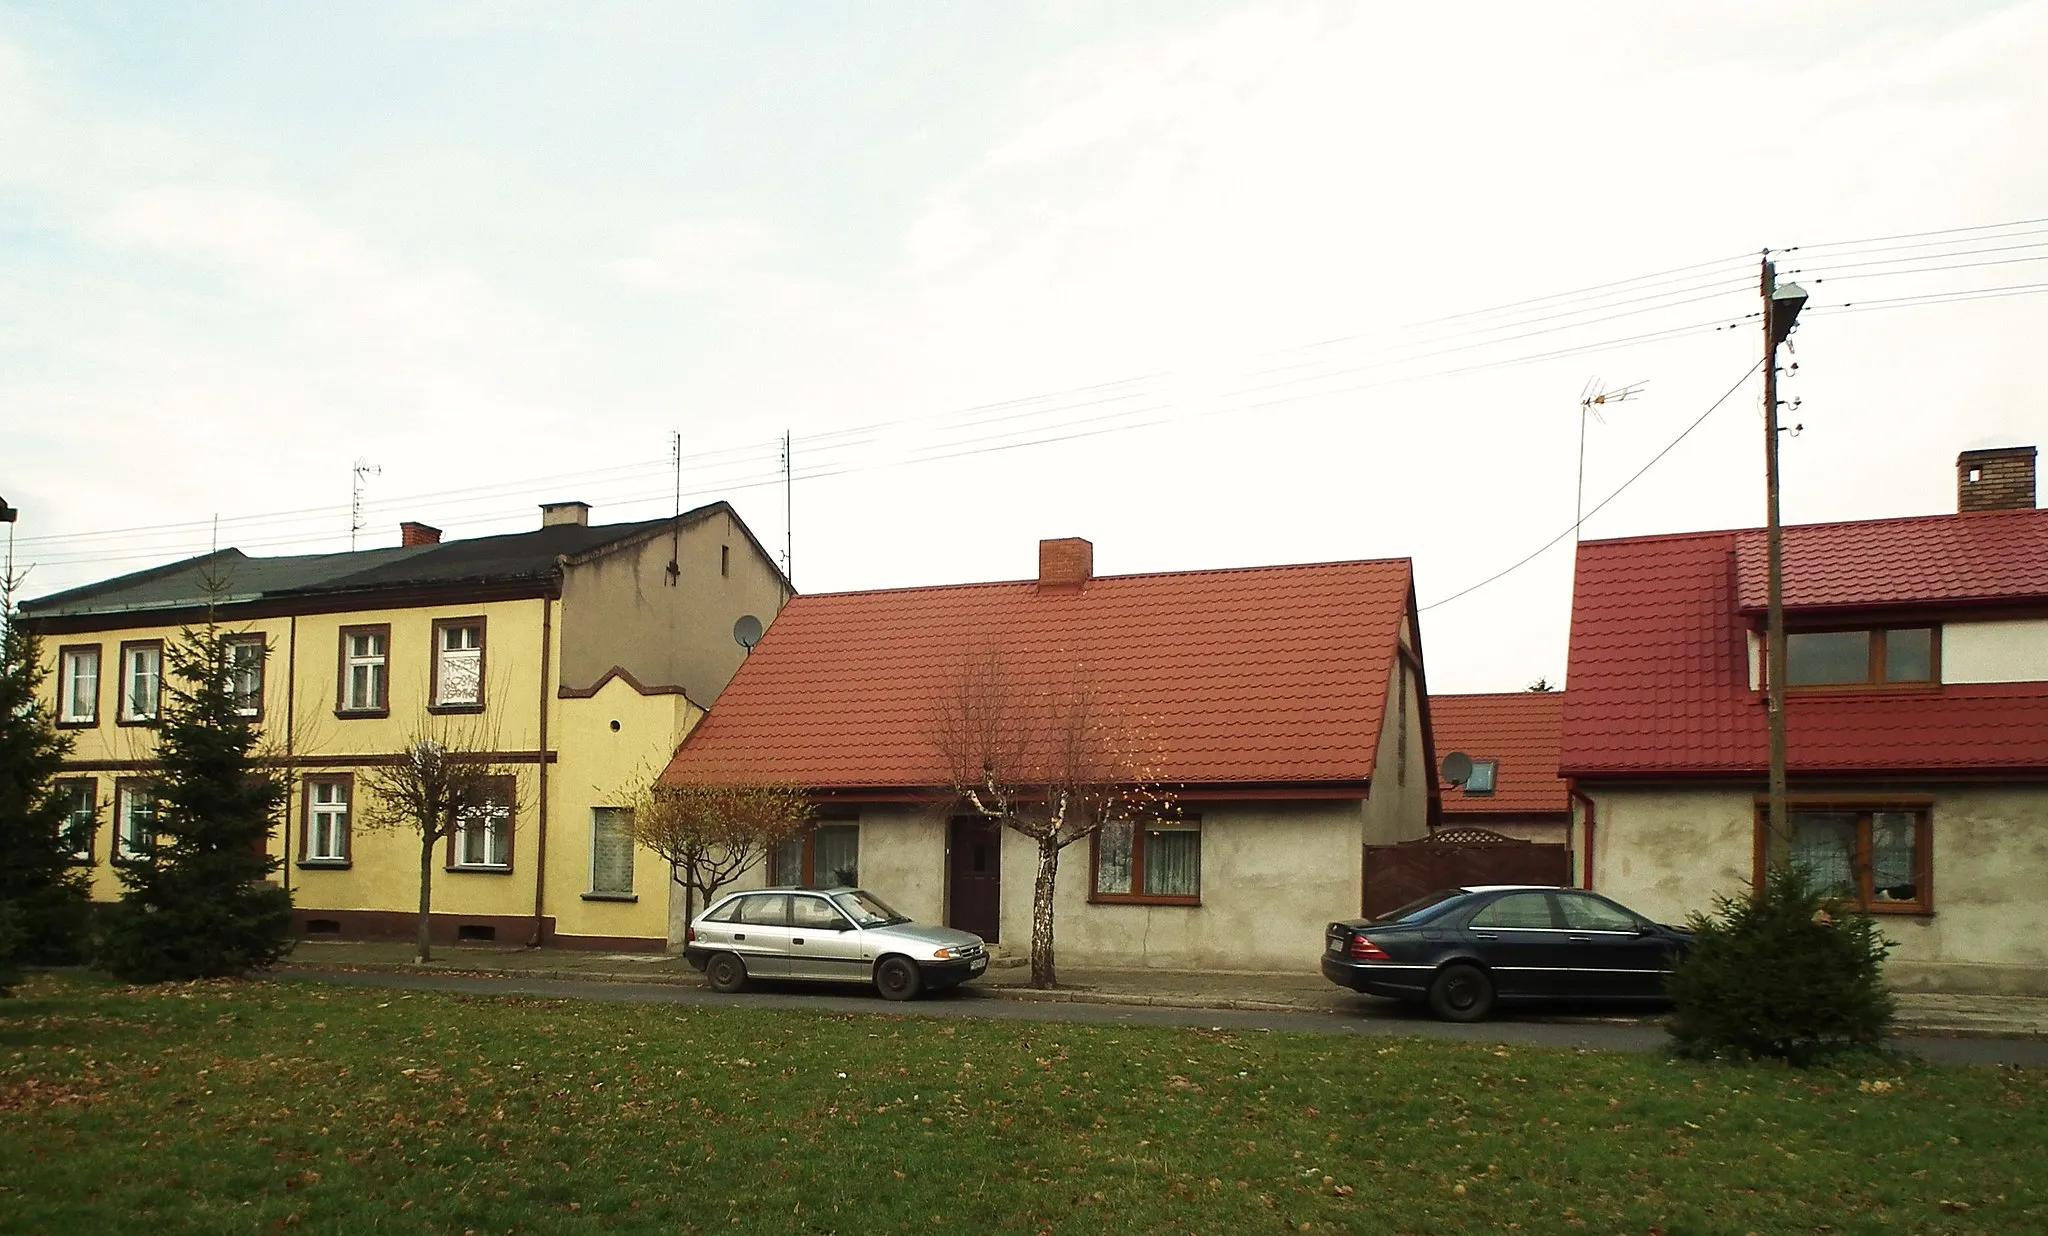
[1567,935,1591,943]
[733,933,746,941]
[792,938,805,946]
[1473,932,1498,941]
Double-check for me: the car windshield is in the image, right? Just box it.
[831,889,908,928]
[1372,889,1469,925]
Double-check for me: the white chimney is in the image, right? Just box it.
[540,501,591,528]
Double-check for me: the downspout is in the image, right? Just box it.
[1568,781,1596,890]
[530,595,553,947]
[283,614,297,899]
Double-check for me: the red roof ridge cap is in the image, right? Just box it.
[784,555,1414,601]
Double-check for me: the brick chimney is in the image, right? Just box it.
[1957,446,2037,513]
[540,501,591,528]
[399,521,442,547]
[1037,537,1094,589]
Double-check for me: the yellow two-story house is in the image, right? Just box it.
[19,500,790,952]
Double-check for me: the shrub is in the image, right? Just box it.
[1666,863,1895,1065]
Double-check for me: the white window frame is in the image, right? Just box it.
[58,646,100,725]
[59,779,97,862]
[588,806,636,897]
[116,781,157,860]
[305,778,351,863]
[341,627,389,713]
[227,636,266,718]
[453,787,512,870]
[433,619,484,709]
[119,642,162,723]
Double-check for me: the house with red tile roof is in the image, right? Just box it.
[1432,691,1570,844]
[1562,445,2048,994]
[659,538,1438,969]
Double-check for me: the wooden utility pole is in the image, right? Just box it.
[1760,254,1806,848]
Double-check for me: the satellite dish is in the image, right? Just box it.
[732,614,764,650]
[1440,751,1474,788]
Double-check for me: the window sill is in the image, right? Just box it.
[1089,894,1202,907]
[297,860,352,871]
[115,717,160,728]
[581,892,639,903]
[334,708,391,720]
[447,864,514,875]
[56,719,100,730]
[428,703,485,716]
[1849,903,1933,917]
[1784,683,1940,697]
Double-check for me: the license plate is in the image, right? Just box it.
[971,957,987,972]
[1327,937,1343,953]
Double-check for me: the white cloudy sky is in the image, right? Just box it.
[5,1,2045,692]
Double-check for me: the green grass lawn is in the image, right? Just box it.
[2,974,2042,1234]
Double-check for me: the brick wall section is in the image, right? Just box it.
[1037,537,1094,588]
[1958,446,2037,514]
[400,521,443,546]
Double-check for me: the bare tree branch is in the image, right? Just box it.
[612,771,811,926]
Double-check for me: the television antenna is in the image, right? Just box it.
[350,458,381,551]
[1575,379,1645,540]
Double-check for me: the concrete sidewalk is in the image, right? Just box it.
[274,940,2048,1039]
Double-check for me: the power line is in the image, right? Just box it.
[1418,359,1766,612]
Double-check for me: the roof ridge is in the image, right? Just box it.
[790,554,1413,601]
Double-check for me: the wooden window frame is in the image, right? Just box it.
[56,644,102,728]
[584,806,637,901]
[1751,796,1934,915]
[1089,816,1204,907]
[299,774,354,868]
[446,774,516,873]
[1781,625,1941,693]
[429,617,487,715]
[771,819,860,888]
[114,777,158,861]
[116,639,164,726]
[225,634,268,722]
[336,624,392,718]
[55,778,99,864]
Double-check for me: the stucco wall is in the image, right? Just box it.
[1943,618,2048,684]
[1361,654,1430,846]
[558,510,791,703]
[1588,784,2048,994]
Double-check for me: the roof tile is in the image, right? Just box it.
[1431,692,1568,815]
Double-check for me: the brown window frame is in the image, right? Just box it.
[770,819,860,888]
[1780,625,1941,693]
[56,643,103,729]
[116,639,165,726]
[114,777,159,861]
[336,624,392,718]
[225,634,268,722]
[55,778,99,864]
[1752,797,1934,915]
[429,616,487,714]
[1089,816,1204,907]
[299,774,354,868]
[446,774,516,873]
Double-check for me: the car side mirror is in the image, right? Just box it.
[1634,922,1657,936]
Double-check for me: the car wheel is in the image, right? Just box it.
[875,956,923,1002]
[704,952,748,994]
[1427,963,1495,1022]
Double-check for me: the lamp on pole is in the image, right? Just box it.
[1761,254,1807,847]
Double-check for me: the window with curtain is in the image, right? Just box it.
[434,620,484,708]
[1093,817,1202,903]
[116,780,157,860]
[58,780,97,862]
[119,642,162,723]
[590,807,635,896]
[771,822,859,887]
[305,778,350,863]
[58,647,100,725]
[227,637,266,717]
[452,779,513,870]
[1774,806,1929,912]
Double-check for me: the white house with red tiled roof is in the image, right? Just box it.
[660,538,1439,970]
[1431,691,1570,844]
[1562,446,2048,995]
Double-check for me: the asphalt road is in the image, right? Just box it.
[274,968,2048,1068]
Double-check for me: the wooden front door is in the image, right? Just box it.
[946,817,1002,943]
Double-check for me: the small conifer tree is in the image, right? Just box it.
[98,619,293,982]
[1666,863,1895,1064]
[0,578,93,986]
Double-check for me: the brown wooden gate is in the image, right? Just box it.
[1361,828,1571,919]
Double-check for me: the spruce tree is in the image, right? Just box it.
[99,618,293,982]
[0,585,92,989]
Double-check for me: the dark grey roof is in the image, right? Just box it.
[19,509,701,620]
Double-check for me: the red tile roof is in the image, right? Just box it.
[1733,506,2048,613]
[1562,510,2048,777]
[662,558,1416,790]
[1431,692,1569,815]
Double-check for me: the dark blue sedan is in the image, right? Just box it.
[1322,885,1693,1022]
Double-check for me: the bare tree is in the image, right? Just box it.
[933,649,1170,989]
[617,775,811,926]
[358,717,524,962]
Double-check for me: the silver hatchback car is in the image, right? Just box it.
[684,887,988,1001]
